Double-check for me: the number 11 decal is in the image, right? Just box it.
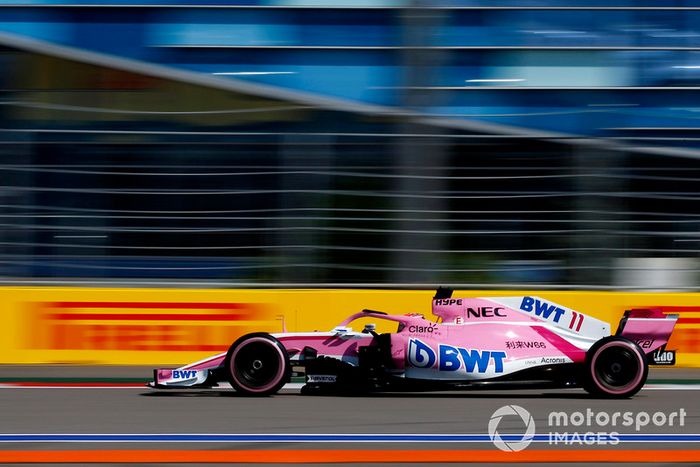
[568,311,584,332]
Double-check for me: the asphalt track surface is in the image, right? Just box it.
[0,366,699,465]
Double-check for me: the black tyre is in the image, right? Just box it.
[584,336,648,398]
[224,333,290,396]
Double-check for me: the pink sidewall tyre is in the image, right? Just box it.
[224,333,290,396]
[584,336,648,398]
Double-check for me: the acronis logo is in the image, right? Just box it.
[407,339,506,373]
[519,296,566,323]
[172,370,197,379]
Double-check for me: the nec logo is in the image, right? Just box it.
[519,296,565,323]
[172,370,197,379]
[466,307,506,318]
[407,339,506,374]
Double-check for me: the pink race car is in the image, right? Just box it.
[149,288,678,398]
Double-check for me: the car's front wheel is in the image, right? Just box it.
[224,333,290,396]
[584,336,648,398]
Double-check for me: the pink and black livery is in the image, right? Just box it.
[149,288,678,398]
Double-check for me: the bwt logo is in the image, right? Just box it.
[407,339,506,373]
[172,370,197,380]
[519,297,565,323]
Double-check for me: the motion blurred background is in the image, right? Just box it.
[2,0,700,290]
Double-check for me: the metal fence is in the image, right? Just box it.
[1,48,700,289]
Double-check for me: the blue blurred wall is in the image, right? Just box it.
[2,1,700,137]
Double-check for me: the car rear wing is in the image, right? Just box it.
[616,308,678,354]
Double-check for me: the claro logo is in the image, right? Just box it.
[408,324,437,333]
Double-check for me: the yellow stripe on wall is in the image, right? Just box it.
[1,287,698,366]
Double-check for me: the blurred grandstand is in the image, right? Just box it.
[1,0,700,289]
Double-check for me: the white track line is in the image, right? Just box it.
[0,383,697,390]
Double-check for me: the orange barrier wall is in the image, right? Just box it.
[1,287,698,366]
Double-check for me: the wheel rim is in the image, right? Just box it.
[232,338,284,392]
[592,342,643,394]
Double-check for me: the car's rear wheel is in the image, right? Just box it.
[584,336,648,398]
[224,333,290,396]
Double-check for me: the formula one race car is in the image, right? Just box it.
[149,288,678,398]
